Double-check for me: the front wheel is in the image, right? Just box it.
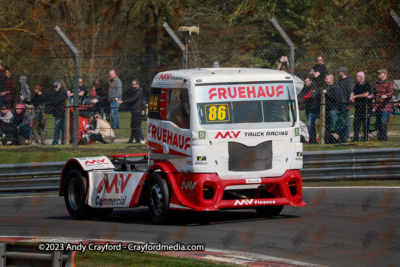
[255,191,283,217]
[147,173,170,224]
[255,205,284,217]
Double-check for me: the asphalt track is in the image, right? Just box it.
[0,187,399,266]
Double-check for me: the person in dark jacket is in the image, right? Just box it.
[120,79,145,143]
[50,81,68,145]
[301,77,320,144]
[336,67,354,142]
[23,85,46,144]
[9,103,34,145]
[323,74,341,144]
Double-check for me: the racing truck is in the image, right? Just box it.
[59,68,306,224]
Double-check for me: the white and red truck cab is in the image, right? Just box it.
[60,68,306,224]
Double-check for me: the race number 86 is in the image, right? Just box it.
[205,104,230,122]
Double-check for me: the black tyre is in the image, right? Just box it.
[64,169,92,220]
[255,191,283,217]
[64,169,113,220]
[147,173,170,224]
[255,205,284,217]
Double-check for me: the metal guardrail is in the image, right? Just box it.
[0,243,74,267]
[0,148,399,196]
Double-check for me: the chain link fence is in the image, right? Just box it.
[0,43,399,149]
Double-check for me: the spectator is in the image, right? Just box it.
[11,103,34,145]
[301,77,320,144]
[369,69,393,141]
[109,70,122,129]
[323,74,341,144]
[50,81,68,145]
[67,78,87,106]
[23,85,46,144]
[0,60,6,106]
[121,79,145,144]
[313,71,325,90]
[0,105,13,145]
[309,69,316,84]
[350,72,372,142]
[19,76,31,103]
[91,79,109,117]
[0,105,12,123]
[88,113,115,144]
[1,68,17,106]
[277,56,289,71]
[336,67,354,142]
[313,56,327,78]
[85,80,98,105]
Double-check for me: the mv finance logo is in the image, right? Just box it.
[234,199,254,206]
[157,73,172,80]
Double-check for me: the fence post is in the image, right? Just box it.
[65,100,70,145]
[163,22,186,69]
[390,10,400,29]
[270,17,295,73]
[0,243,6,267]
[54,25,80,150]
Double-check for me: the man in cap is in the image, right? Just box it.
[369,69,393,141]
[49,81,68,145]
[336,66,354,142]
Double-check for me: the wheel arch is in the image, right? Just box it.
[59,159,87,196]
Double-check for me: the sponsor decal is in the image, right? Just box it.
[234,199,254,206]
[148,123,191,150]
[85,159,106,165]
[209,85,284,100]
[246,178,261,184]
[244,131,289,137]
[215,131,241,139]
[181,181,197,190]
[158,73,172,80]
[198,131,206,139]
[295,127,300,136]
[156,73,183,81]
[96,196,127,206]
[195,156,207,165]
[96,173,132,194]
[234,199,277,206]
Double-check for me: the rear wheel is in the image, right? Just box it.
[147,173,170,224]
[64,169,91,220]
[64,168,112,220]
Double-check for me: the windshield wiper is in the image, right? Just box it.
[287,86,296,127]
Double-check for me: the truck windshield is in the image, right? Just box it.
[195,82,297,128]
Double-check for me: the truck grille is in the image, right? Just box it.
[228,141,272,172]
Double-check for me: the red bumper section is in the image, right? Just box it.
[166,170,306,211]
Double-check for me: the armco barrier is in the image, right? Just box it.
[0,148,399,196]
[0,243,74,267]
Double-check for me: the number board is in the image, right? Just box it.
[205,104,231,123]
[149,94,160,112]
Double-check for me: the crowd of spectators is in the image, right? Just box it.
[297,55,395,143]
[0,62,147,146]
